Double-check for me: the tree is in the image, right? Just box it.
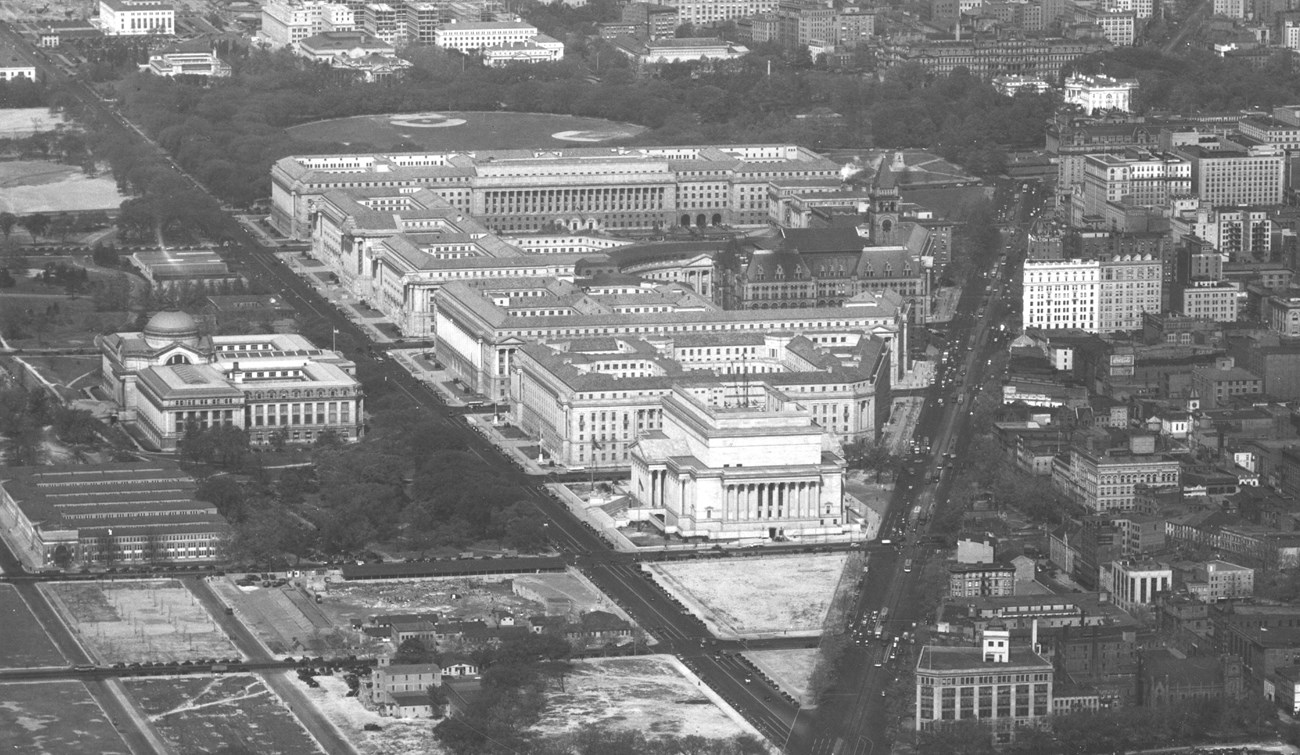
[914,720,998,755]
[195,474,246,521]
[393,637,438,665]
[0,212,15,241]
[53,406,98,445]
[426,683,447,718]
[18,212,50,241]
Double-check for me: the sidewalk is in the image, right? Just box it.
[281,252,399,344]
[881,397,926,456]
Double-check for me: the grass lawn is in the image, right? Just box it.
[287,111,645,152]
[0,585,65,668]
[0,681,129,754]
[126,675,323,755]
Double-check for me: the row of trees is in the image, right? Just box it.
[102,41,1060,211]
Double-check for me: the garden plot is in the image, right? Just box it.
[647,553,849,639]
[533,655,755,741]
[43,580,239,664]
[743,649,819,706]
[299,672,447,755]
[126,675,323,755]
[0,681,129,754]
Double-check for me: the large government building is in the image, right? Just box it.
[309,187,631,336]
[434,277,909,404]
[98,311,364,451]
[510,329,891,470]
[629,385,851,541]
[271,143,841,239]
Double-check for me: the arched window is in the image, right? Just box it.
[166,353,189,365]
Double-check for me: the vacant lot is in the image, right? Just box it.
[647,553,849,639]
[44,580,239,664]
[0,160,124,214]
[319,572,619,629]
[534,656,753,741]
[0,585,64,668]
[0,681,129,754]
[126,675,323,755]
[287,111,644,151]
[744,649,819,706]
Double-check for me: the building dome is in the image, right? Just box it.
[143,310,199,348]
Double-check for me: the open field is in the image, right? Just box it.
[126,674,324,755]
[0,681,130,754]
[647,553,849,639]
[0,108,68,136]
[300,673,447,755]
[287,111,645,151]
[533,655,754,741]
[43,580,240,664]
[744,649,819,705]
[0,585,64,668]
[0,160,125,214]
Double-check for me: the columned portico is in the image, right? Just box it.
[629,385,851,541]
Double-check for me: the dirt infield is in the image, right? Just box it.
[287,111,645,151]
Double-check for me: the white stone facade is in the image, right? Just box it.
[1064,74,1139,114]
[99,0,174,36]
[629,386,850,540]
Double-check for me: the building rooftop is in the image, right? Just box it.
[916,645,1051,672]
